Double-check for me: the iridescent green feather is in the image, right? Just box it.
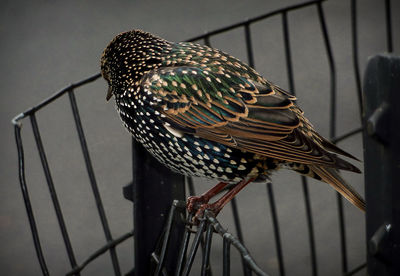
[170,42,264,84]
[146,66,248,116]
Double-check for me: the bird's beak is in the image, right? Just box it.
[106,86,113,101]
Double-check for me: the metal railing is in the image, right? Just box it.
[11,0,395,275]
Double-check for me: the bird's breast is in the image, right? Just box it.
[116,96,279,182]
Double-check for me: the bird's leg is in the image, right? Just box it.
[187,182,229,213]
[193,178,255,222]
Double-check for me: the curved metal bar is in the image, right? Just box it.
[30,114,80,273]
[385,0,393,52]
[182,220,207,276]
[11,73,101,124]
[331,126,363,144]
[186,0,326,42]
[301,177,317,276]
[154,203,178,275]
[66,231,133,276]
[200,223,214,276]
[351,0,363,120]
[68,90,121,275]
[14,124,50,275]
[282,11,295,93]
[175,214,193,276]
[266,183,285,276]
[244,23,255,69]
[231,197,251,276]
[222,237,231,276]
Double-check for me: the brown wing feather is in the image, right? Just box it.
[144,66,359,172]
[194,88,359,171]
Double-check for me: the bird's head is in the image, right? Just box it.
[100,29,171,102]
[100,31,129,102]
[100,53,113,101]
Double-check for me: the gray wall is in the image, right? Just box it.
[1,0,398,275]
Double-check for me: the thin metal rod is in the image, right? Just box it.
[244,23,255,68]
[14,124,49,275]
[317,2,337,139]
[316,2,348,273]
[231,198,244,242]
[199,229,213,276]
[155,203,178,275]
[266,183,285,276]
[66,230,134,276]
[68,90,121,275]
[230,198,251,276]
[201,223,214,276]
[350,0,363,119]
[182,220,207,276]
[30,114,79,273]
[222,237,231,276]
[301,177,318,276]
[337,194,348,273]
[175,214,193,276]
[12,73,101,124]
[331,126,363,144]
[186,0,326,42]
[385,0,393,52]
[282,11,295,93]
[150,254,168,276]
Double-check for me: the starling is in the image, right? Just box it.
[101,30,365,219]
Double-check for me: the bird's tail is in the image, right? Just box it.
[309,165,366,211]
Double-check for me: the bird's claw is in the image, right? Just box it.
[187,196,222,224]
[186,195,207,213]
[191,203,219,224]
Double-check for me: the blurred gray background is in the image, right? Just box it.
[1,0,399,275]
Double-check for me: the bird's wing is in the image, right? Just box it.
[142,66,359,171]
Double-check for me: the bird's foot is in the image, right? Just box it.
[186,182,229,215]
[187,196,221,224]
[191,202,222,224]
[186,195,208,214]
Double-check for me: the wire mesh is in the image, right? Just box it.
[11,0,395,275]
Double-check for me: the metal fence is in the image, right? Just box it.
[12,0,395,275]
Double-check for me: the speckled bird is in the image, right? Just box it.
[101,30,365,219]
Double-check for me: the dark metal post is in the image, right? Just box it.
[131,139,186,275]
[363,54,400,276]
